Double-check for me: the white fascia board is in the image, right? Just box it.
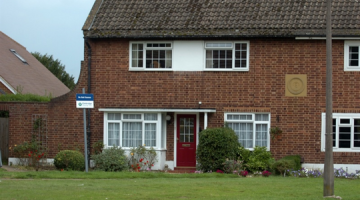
[296,37,360,40]
[99,108,216,113]
[0,76,17,94]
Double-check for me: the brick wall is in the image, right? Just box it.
[3,38,360,164]
[0,82,13,94]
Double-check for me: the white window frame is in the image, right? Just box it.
[103,112,162,149]
[224,113,270,150]
[204,41,250,71]
[129,42,173,71]
[344,41,360,71]
[321,113,360,152]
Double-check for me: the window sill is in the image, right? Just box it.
[105,146,166,151]
[203,68,249,72]
[129,68,173,71]
[321,148,360,152]
[344,67,360,71]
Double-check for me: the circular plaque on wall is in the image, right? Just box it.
[287,78,305,95]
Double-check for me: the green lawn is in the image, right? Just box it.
[0,171,359,200]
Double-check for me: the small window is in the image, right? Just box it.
[130,42,172,70]
[340,119,351,124]
[9,49,28,64]
[123,114,141,120]
[344,41,360,71]
[108,113,121,120]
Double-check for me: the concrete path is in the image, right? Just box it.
[0,165,26,172]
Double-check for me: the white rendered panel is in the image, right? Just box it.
[173,41,204,71]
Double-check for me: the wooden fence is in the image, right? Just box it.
[0,118,9,160]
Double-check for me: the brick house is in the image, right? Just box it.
[4,0,360,172]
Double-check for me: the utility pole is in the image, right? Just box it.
[324,0,334,197]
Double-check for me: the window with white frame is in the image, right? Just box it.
[130,42,172,69]
[225,113,270,149]
[321,113,360,152]
[105,113,161,148]
[205,41,249,70]
[344,41,360,71]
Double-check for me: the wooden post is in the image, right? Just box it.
[324,0,334,196]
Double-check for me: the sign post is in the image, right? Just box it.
[76,89,94,173]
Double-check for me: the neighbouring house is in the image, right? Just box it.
[3,0,360,172]
[0,31,70,97]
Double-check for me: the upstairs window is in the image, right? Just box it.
[130,42,172,70]
[344,41,360,71]
[205,41,249,71]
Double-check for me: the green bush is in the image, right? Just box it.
[196,127,240,172]
[54,150,85,171]
[281,155,301,170]
[272,159,296,176]
[237,146,274,173]
[0,93,51,102]
[243,146,274,172]
[91,146,128,172]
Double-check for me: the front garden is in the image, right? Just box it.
[9,127,360,179]
[2,126,360,199]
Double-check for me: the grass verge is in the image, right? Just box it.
[0,171,359,199]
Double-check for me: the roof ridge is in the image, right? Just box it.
[0,31,26,50]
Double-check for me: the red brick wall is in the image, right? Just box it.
[0,82,13,94]
[3,38,360,164]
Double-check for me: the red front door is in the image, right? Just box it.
[176,114,197,166]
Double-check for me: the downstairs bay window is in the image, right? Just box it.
[225,113,270,150]
[321,113,360,152]
[105,113,163,149]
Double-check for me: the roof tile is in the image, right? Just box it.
[83,0,360,38]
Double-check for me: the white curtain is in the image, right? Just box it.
[108,123,120,147]
[145,123,156,147]
[255,124,268,147]
[239,123,253,148]
[122,122,142,147]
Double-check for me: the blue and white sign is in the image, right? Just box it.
[76,94,94,108]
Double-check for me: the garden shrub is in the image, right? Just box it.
[222,159,242,174]
[281,155,301,170]
[54,150,85,171]
[243,146,274,173]
[128,145,158,171]
[237,146,251,162]
[196,127,240,172]
[91,146,128,172]
[272,159,296,176]
[13,135,46,170]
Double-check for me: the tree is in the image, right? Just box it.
[31,52,76,90]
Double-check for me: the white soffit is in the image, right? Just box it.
[296,37,360,40]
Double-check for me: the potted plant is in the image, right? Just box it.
[269,127,282,140]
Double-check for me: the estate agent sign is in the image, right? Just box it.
[76,94,94,108]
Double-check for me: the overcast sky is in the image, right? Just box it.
[0,0,95,81]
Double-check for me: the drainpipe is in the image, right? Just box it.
[85,38,92,166]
